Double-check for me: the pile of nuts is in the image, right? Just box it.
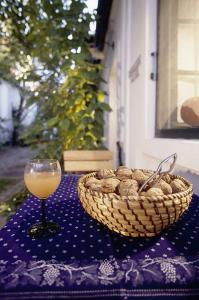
[85,166,187,197]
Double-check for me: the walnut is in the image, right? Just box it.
[162,174,172,184]
[97,169,115,179]
[118,179,139,193]
[89,182,102,192]
[131,170,147,185]
[116,166,127,170]
[170,179,186,193]
[85,177,100,188]
[146,188,164,196]
[119,185,138,197]
[156,180,172,195]
[140,191,147,196]
[148,174,159,185]
[115,166,133,180]
[101,178,120,193]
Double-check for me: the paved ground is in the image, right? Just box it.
[0,146,36,227]
[0,146,36,202]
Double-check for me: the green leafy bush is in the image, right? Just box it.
[0,189,28,222]
[0,0,111,160]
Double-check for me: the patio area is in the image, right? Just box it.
[0,146,36,227]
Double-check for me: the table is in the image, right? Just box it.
[0,175,198,300]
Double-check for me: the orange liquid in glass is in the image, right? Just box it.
[24,172,61,199]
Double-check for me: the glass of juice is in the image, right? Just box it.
[24,159,61,238]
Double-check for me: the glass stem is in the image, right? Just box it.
[41,199,47,227]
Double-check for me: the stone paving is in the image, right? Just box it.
[0,146,36,227]
[0,146,36,202]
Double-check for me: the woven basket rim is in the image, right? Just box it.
[78,169,193,203]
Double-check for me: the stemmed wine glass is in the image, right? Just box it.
[24,159,61,238]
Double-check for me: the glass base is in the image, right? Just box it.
[28,222,60,238]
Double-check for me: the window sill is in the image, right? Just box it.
[156,128,199,139]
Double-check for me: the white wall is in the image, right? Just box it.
[102,0,199,193]
[102,0,129,167]
[0,80,20,143]
[0,80,36,143]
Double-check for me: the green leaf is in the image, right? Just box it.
[97,91,105,102]
[99,102,112,112]
[47,117,58,127]
[60,119,70,130]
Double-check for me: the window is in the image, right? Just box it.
[156,0,199,138]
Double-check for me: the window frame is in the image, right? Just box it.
[155,0,199,139]
[141,0,199,174]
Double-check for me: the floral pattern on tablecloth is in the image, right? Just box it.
[0,255,198,290]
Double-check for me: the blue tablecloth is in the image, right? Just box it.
[0,175,198,300]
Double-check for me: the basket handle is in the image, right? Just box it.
[138,153,177,194]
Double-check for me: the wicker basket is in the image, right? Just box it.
[78,170,193,237]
